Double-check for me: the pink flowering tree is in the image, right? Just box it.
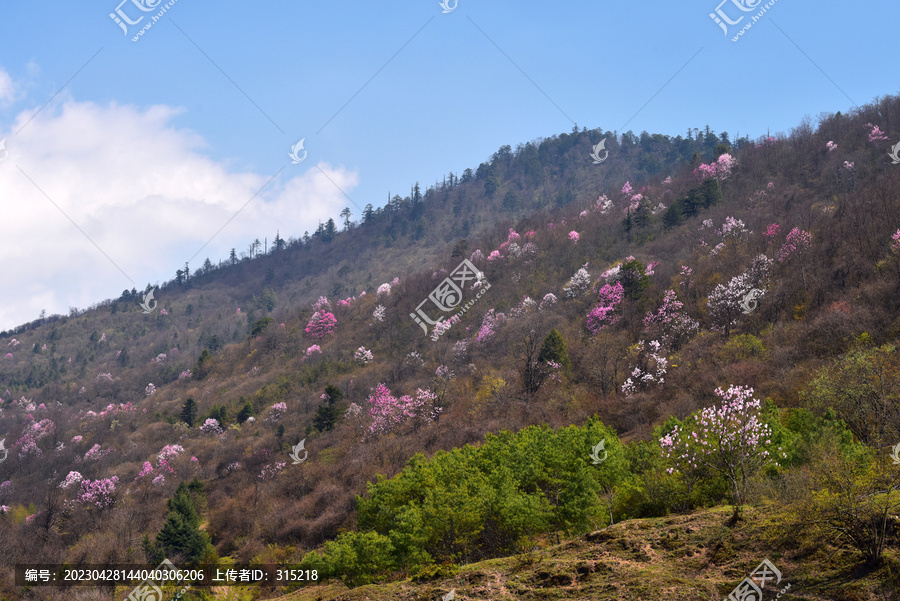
[693,153,735,182]
[305,311,337,338]
[586,282,624,334]
[643,290,699,349]
[568,231,580,243]
[366,384,441,436]
[200,418,223,434]
[659,385,782,507]
[892,229,900,253]
[777,227,812,262]
[867,123,889,142]
[477,309,506,342]
[76,476,120,524]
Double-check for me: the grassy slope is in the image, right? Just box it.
[262,506,899,601]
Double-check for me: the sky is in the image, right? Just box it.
[0,0,896,331]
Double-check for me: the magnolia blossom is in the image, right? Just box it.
[200,418,223,434]
[764,223,781,238]
[867,123,889,142]
[595,195,613,214]
[621,340,667,396]
[305,345,322,358]
[844,161,855,170]
[305,311,337,338]
[622,181,633,196]
[372,305,386,323]
[563,265,592,298]
[826,140,837,152]
[145,383,156,396]
[354,346,374,365]
[777,228,812,262]
[366,384,441,436]
[59,471,84,489]
[891,229,900,252]
[539,293,558,311]
[376,283,392,297]
[487,250,503,261]
[312,296,331,312]
[568,231,580,243]
[586,282,624,334]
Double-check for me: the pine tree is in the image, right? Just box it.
[156,483,210,564]
[181,398,198,427]
[538,329,572,376]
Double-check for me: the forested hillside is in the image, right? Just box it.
[1,94,900,600]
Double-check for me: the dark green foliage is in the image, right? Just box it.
[181,397,198,427]
[313,385,343,432]
[194,349,213,380]
[537,329,571,376]
[206,404,228,426]
[155,482,210,564]
[236,401,254,424]
[251,316,274,336]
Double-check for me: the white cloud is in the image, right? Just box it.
[0,99,358,330]
[0,69,16,104]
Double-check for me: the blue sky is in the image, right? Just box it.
[0,0,896,330]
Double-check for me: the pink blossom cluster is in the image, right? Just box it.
[891,229,900,253]
[430,316,459,342]
[621,181,633,196]
[844,161,855,170]
[6,339,19,347]
[643,290,699,345]
[84,444,114,461]
[777,227,812,262]
[366,384,441,436]
[477,310,506,343]
[764,223,781,238]
[508,228,521,242]
[354,346,374,365]
[178,370,192,380]
[158,444,184,463]
[305,311,337,338]
[0,481,12,496]
[867,123,889,142]
[264,402,288,425]
[586,282,624,334]
[59,471,84,489]
[487,250,503,262]
[469,249,485,262]
[71,435,83,444]
[304,345,322,358]
[693,153,735,182]
[826,140,837,152]
[200,418,223,434]
[154,353,167,363]
[376,283,392,297]
[595,195,613,214]
[659,385,779,504]
[259,462,286,481]
[76,476,119,509]
[716,216,748,239]
[435,365,454,380]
